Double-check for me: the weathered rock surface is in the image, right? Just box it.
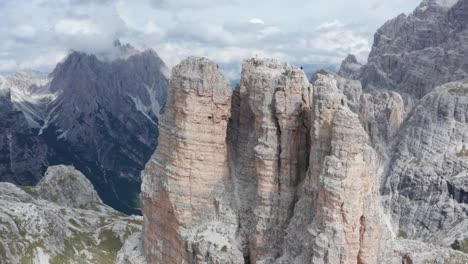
[275,73,382,264]
[334,1,468,254]
[359,90,406,159]
[0,165,142,264]
[115,232,147,264]
[142,60,423,263]
[311,107,381,264]
[141,56,240,263]
[0,80,48,184]
[227,58,312,263]
[33,165,102,208]
[381,81,468,241]
[383,237,468,263]
[337,54,362,79]
[142,1,468,262]
[357,0,468,100]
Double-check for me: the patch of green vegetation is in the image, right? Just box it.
[410,158,422,167]
[449,88,468,96]
[9,243,18,256]
[99,217,107,226]
[20,241,45,264]
[456,146,468,157]
[19,186,38,198]
[451,239,468,254]
[57,176,68,185]
[88,203,102,211]
[88,247,119,264]
[98,229,123,254]
[49,233,95,264]
[69,218,81,228]
[125,218,143,226]
[0,243,6,259]
[397,231,408,239]
[10,216,26,238]
[123,225,140,239]
[221,245,227,252]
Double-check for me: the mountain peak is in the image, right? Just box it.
[34,165,102,208]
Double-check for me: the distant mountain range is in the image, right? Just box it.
[0,40,169,214]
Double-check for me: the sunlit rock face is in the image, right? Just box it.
[141,58,391,264]
[140,57,240,263]
[228,58,312,262]
[336,0,468,251]
[138,3,468,261]
[274,73,382,264]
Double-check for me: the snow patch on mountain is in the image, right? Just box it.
[2,72,57,128]
[435,0,459,8]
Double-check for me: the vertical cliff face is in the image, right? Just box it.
[311,107,381,264]
[0,82,48,184]
[335,0,468,249]
[381,81,468,240]
[228,58,312,262]
[358,0,468,99]
[140,57,240,263]
[141,59,387,263]
[275,73,382,264]
[359,90,406,159]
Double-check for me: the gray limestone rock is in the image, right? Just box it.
[0,165,142,264]
[358,0,468,100]
[381,81,468,241]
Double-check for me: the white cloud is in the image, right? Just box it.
[0,59,18,72]
[249,18,265,25]
[0,0,421,78]
[316,20,344,30]
[13,25,37,39]
[258,26,281,39]
[143,20,164,37]
[150,0,231,9]
[19,51,68,70]
[55,19,100,35]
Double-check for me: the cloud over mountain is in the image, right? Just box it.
[0,0,419,77]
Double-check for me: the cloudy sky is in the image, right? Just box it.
[0,0,420,79]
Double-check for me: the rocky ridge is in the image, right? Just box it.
[336,0,468,253]
[139,56,467,263]
[0,165,142,264]
[344,0,468,101]
[0,41,169,214]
